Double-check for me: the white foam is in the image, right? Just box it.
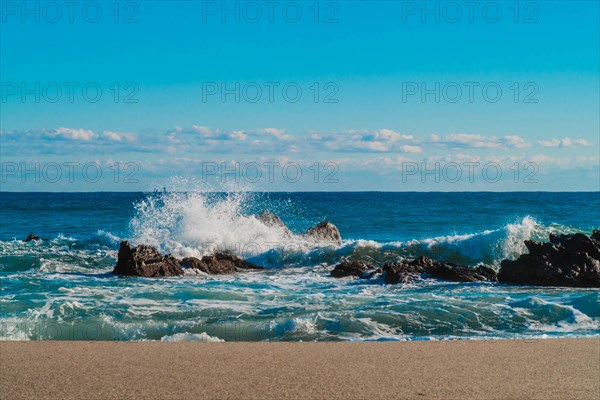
[525,297,600,333]
[499,216,539,258]
[96,230,122,245]
[160,332,224,342]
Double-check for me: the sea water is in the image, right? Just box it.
[1,191,598,341]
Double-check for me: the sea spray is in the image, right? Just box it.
[129,190,320,261]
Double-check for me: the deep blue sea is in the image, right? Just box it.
[1,191,599,341]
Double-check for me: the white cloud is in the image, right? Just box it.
[229,130,247,140]
[191,125,214,136]
[430,133,530,149]
[430,133,501,149]
[427,153,482,163]
[574,138,590,146]
[538,137,590,148]
[538,139,560,147]
[310,128,416,153]
[158,125,298,153]
[503,135,530,148]
[98,130,137,143]
[41,128,139,142]
[400,145,423,153]
[260,128,292,141]
[102,131,123,141]
[378,156,415,167]
[373,129,413,141]
[527,153,597,169]
[358,141,388,151]
[49,127,95,141]
[530,153,571,167]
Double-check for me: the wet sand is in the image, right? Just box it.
[1,338,598,399]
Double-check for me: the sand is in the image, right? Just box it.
[1,338,598,399]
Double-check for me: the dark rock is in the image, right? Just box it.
[475,265,498,281]
[112,241,183,277]
[180,257,212,273]
[498,231,600,287]
[383,256,497,284]
[498,255,536,284]
[25,234,41,242]
[330,260,380,278]
[429,263,498,283]
[181,252,263,274]
[383,259,424,284]
[525,240,558,258]
[303,221,342,244]
[548,233,600,259]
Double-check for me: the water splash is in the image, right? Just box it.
[129,190,318,260]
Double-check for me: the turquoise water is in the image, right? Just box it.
[1,191,599,341]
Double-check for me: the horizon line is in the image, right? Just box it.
[1,190,599,194]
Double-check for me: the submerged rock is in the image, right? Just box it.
[330,260,381,279]
[383,256,497,284]
[330,256,496,284]
[24,233,41,242]
[112,241,183,277]
[303,221,342,244]
[498,231,600,287]
[181,252,263,274]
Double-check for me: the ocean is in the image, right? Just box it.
[1,191,599,341]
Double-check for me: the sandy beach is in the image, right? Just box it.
[1,338,598,400]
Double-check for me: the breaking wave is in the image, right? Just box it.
[125,190,581,268]
[129,191,315,260]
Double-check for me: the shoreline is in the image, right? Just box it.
[2,338,599,399]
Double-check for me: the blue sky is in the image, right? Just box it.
[1,1,599,191]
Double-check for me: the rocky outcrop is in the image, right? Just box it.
[498,231,600,287]
[112,241,264,277]
[383,256,497,284]
[330,260,381,279]
[181,252,263,274]
[112,241,183,277]
[255,211,342,244]
[255,210,292,235]
[256,210,286,229]
[25,234,41,242]
[303,221,342,244]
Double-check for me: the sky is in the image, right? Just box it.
[1,0,599,191]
